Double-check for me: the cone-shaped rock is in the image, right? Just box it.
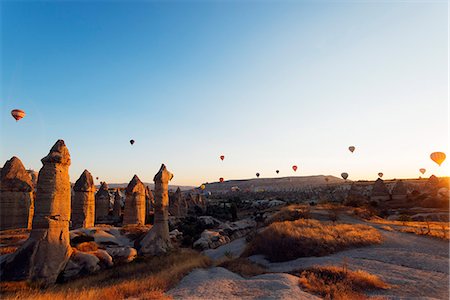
[112,189,122,218]
[370,178,390,202]
[391,180,407,200]
[140,164,173,255]
[123,175,146,225]
[95,182,110,223]
[425,175,440,192]
[0,140,72,285]
[169,187,182,217]
[0,156,34,230]
[71,170,95,229]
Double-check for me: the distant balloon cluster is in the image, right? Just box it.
[9,109,446,185]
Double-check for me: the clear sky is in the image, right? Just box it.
[1,0,448,186]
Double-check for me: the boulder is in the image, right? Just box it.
[61,251,100,281]
[140,164,173,255]
[123,175,146,225]
[72,170,96,229]
[106,246,137,263]
[0,140,73,286]
[0,156,34,230]
[193,230,230,250]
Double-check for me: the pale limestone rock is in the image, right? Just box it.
[123,175,146,225]
[0,140,72,285]
[140,164,173,255]
[0,156,34,230]
[71,170,96,229]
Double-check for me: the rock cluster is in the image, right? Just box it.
[370,178,390,202]
[0,140,72,285]
[72,170,96,229]
[0,156,34,230]
[140,164,173,255]
[123,175,146,225]
[95,182,110,223]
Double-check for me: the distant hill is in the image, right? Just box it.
[100,183,196,191]
[203,175,346,193]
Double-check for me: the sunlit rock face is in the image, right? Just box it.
[72,170,96,229]
[0,140,73,286]
[370,178,390,202]
[140,164,173,255]
[95,182,110,223]
[0,156,34,230]
[123,175,146,225]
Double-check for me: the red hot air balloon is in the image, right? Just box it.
[292,165,298,172]
[220,155,225,161]
[219,177,224,183]
[11,109,26,121]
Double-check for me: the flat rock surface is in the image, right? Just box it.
[249,220,449,300]
[168,267,319,300]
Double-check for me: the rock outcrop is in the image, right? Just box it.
[145,185,154,223]
[140,164,173,255]
[370,178,390,202]
[112,189,122,218]
[95,182,110,223]
[169,187,183,217]
[71,170,96,229]
[123,175,146,225]
[0,156,34,230]
[0,140,72,285]
[391,180,407,201]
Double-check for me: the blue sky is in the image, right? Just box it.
[1,1,448,185]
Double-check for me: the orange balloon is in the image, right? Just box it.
[11,109,26,121]
[430,152,446,166]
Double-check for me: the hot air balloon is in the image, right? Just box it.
[220,155,225,161]
[292,165,298,172]
[341,172,348,180]
[96,177,99,180]
[11,109,26,121]
[430,152,446,166]
[219,177,224,183]
[200,184,206,190]
[378,172,383,178]
[348,146,355,153]
[276,170,279,174]
[130,139,135,145]
[419,168,426,175]
[256,173,260,178]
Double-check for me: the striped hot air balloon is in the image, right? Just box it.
[11,109,26,121]
[430,152,446,166]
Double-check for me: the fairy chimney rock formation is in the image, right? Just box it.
[95,182,110,222]
[0,156,34,230]
[370,178,391,202]
[0,140,72,285]
[71,170,96,229]
[112,189,122,218]
[140,164,173,255]
[425,175,440,193]
[391,180,407,201]
[169,187,182,217]
[145,185,154,222]
[123,175,146,225]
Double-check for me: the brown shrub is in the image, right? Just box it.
[297,265,389,300]
[1,249,211,300]
[218,258,266,278]
[75,241,98,252]
[265,205,310,224]
[243,219,382,262]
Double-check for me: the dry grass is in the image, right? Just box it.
[217,258,267,278]
[0,246,18,255]
[0,249,211,300]
[0,229,30,256]
[297,265,390,300]
[75,241,98,252]
[265,205,310,224]
[369,218,449,240]
[243,219,382,262]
